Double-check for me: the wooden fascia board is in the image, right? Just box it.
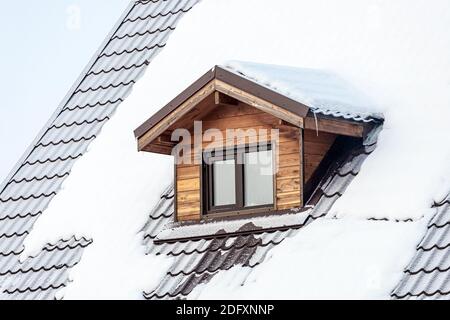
[138,79,306,151]
[138,80,216,151]
[134,68,216,139]
[134,65,311,141]
[214,66,310,118]
[214,80,304,128]
[304,114,369,137]
[134,65,379,152]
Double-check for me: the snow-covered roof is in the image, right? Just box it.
[223,61,384,123]
[134,63,382,144]
[0,0,199,299]
[0,0,449,300]
[144,133,378,299]
[392,195,450,299]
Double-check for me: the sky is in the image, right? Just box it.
[0,0,129,182]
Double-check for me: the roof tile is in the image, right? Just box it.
[0,0,200,299]
[143,132,379,300]
[392,195,450,299]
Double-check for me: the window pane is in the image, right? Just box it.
[213,159,236,206]
[244,150,273,207]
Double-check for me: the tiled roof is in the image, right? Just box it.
[391,196,450,300]
[142,130,379,300]
[0,237,92,300]
[0,0,405,300]
[0,116,379,299]
[0,0,199,300]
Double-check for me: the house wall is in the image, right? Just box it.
[303,129,337,183]
[176,102,304,221]
[176,162,202,221]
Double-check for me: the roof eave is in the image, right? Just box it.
[133,65,311,139]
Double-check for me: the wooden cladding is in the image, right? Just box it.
[165,100,340,222]
[175,101,304,221]
[303,129,336,183]
[277,129,302,210]
[141,91,347,221]
[176,163,201,221]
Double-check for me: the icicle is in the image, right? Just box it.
[313,112,319,136]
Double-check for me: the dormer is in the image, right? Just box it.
[134,63,382,222]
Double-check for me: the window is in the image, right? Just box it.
[203,144,274,215]
[212,159,236,206]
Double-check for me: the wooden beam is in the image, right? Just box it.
[157,135,177,147]
[278,119,299,128]
[214,91,238,105]
[214,80,304,128]
[142,143,173,155]
[171,94,218,132]
[138,80,216,151]
[304,116,365,137]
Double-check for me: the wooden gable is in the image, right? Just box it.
[134,66,376,222]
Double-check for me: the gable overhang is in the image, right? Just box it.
[134,66,311,152]
[134,65,380,153]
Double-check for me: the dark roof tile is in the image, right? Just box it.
[0,0,200,300]
[392,196,450,299]
[143,130,379,300]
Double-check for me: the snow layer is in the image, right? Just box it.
[157,210,310,241]
[20,0,450,299]
[189,217,428,300]
[159,0,450,220]
[224,61,383,121]
[21,66,176,299]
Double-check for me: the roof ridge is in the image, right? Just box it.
[74,80,135,94]
[36,135,96,148]
[167,237,283,257]
[87,61,149,76]
[405,265,450,275]
[125,6,194,23]
[112,25,175,41]
[154,214,316,245]
[392,289,450,299]
[24,153,82,166]
[0,192,56,203]
[0,211,42,222]
[63,98,123,111]
[99,43,166,59]
[49,116,109,130]
[0,263,73,277]
[7,173,69,185]
[3,282,66,295]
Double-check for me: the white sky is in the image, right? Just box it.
[0,0,129,183]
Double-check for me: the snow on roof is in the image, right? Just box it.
[1,0,450,300]
[189,218,427,300]
[0,0,199,299]
[223,61,384,123]
[155,210,312,242]
[145,136,380,299]
[392,195,450,299]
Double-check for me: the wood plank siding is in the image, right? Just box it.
[303,129,336,182]
[176,101,304,221]
[176,163,201,221]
